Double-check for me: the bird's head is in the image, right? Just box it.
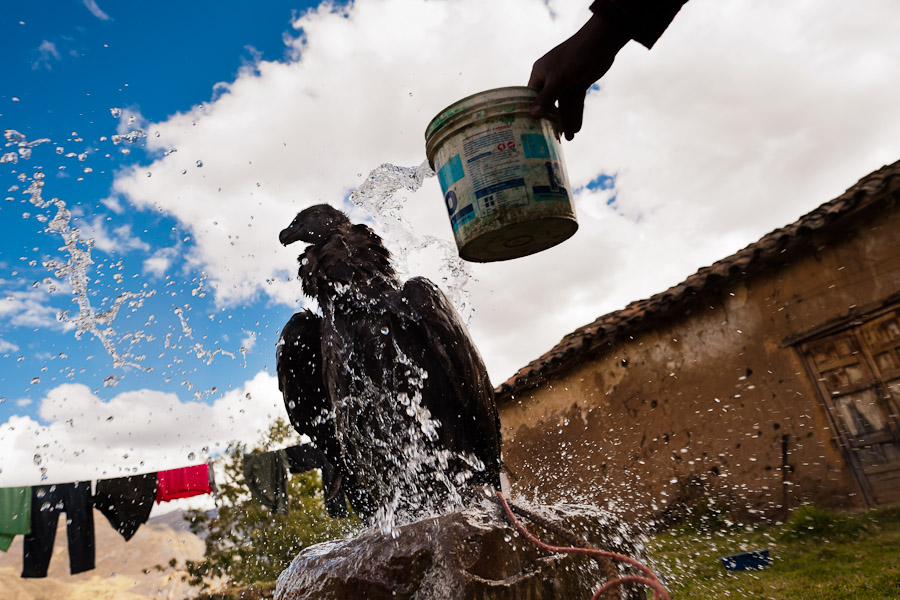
[280,204,351,246]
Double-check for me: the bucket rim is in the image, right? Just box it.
[425,86,542,141]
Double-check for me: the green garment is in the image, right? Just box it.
[0,486,32,552]
[243,450,291,515]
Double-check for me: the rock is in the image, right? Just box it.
[196,583,276,600]
[275,500,650,600]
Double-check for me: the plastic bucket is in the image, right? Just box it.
[425,87,577,262]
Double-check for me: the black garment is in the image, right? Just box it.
[243,450,291,515]
[284,444,348,518]
[284,444,320,473]
[93,473,157,541]
[22,482,95,578]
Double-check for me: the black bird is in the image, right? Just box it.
[277,204,501,522]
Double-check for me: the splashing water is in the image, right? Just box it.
[349,160,474,324]
[3,125,243,428]
[23,171,155,370]
[312,164,488,533]
[336,345,482,536]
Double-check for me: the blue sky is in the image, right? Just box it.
[1,0,898,486]
[2,1,320,425]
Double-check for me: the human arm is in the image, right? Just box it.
[529,0,689,140]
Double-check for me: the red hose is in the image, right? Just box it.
[495,491,671,600]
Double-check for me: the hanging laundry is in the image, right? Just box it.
[155,464,211,503]
[0,486,31,552]
[284,444,320,474]
[284,444,348,517]
[243,450,290,515]
[22,482,95,577]
[207,461,218,498]
[93,473,157,541]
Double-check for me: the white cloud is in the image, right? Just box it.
[241,330,257,352]
[0,286,73,332]
[112,106,147,138]
[0,338,20,353]
[33,40,60,70]
[0,372,284,487]
[73,214,151,254]
[100,195,124,213]
[16,398,31,408]
[109,0,900,384]
[82,0,110,21]
[142,246,180,278]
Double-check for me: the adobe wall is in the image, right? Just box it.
[499,203,900,525]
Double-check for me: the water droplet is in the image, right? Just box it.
[187,452,196,461]
[33,454,42,466]
[381,326,389,335]
[110,107,122,118]
[31,377,40,384]
[195,160,203,168]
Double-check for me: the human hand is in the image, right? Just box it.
[529,14,629,140]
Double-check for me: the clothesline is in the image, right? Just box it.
[0,463,214,578]
[0,443,324,579]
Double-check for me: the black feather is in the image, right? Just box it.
[277,204,502,521]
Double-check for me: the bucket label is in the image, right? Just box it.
[521,133,554,160]
[437,154,465,193]
[463,125,522,192]
[450,204,475,231]
[424,87,577,260]
[532,161,568,202]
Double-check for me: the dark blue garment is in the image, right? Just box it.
[22,482,95,577]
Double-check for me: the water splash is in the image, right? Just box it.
[294,161,485,535]
[348,160,474,324]
[110,129,145,146]
[2,129,52,164]
[23,172,155,370]
[335,341,480,536]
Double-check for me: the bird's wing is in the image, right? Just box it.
[277,310,328,441]
[400,277,502,486]
[276,310,349,517]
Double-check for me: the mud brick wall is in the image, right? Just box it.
[498,189,900,524]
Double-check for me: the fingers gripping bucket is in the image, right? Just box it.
[425,87,578,262]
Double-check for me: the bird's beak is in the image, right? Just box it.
[279,222,303,246]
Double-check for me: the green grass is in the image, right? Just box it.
[647,504,900,599]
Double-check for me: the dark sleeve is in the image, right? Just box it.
[589,0,688,49]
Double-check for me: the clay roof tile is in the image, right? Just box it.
[495,159,900,400]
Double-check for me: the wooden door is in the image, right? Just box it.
[801,308,900,506]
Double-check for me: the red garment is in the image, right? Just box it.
[155,464,211,503]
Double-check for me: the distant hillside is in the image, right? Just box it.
[0,508,206,599]
[149,508,216,539]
